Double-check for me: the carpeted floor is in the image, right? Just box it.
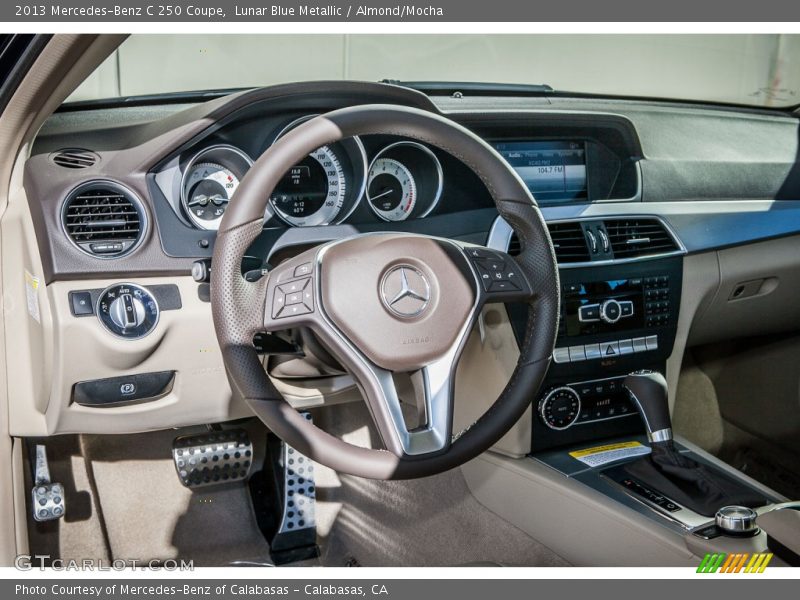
[310,401,570,567]
[26,403,569,567]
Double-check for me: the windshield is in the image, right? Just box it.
[68,34,800,108]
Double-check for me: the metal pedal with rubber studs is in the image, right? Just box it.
[173,429,253,488]
[278,413,317,535]
[30,444,66,522]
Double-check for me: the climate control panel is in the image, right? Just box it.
[537,376,637,432]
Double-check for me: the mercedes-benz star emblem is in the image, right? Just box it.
[380,265,431,318]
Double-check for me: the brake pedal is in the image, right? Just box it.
[30,444,65,522]
[173,429,253,488]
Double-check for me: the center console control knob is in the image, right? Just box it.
[715,505,759,537]
[539,386,581,430]
[599,299,622,324]
[96,283,159,339]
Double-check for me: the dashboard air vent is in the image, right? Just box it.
[62,182,145,257]
[547,222,590,263]
[51,149,99,169]
[507,233,522,256]
[605,218,679,259]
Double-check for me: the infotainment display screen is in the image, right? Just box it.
[493,141,587,202]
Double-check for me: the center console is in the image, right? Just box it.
[517,256,683,452]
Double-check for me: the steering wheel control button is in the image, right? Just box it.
[539,387,582,430]
[293,263,312,277]
[715,506,759,537]
[466,246,529,296]
[274,278,314,319]
[380,265,431,318]
[69,290,94,316]
[96,283,159,339]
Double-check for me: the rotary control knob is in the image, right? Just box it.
[96,283,159,339]
[715,505,759,537]
[539,386,581,430]
[599,299,622,324]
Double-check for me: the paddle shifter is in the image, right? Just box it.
[623,370,672,443]
[621,369,767,518]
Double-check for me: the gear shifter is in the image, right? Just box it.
[620,370,767,518]
[623,370,673,443]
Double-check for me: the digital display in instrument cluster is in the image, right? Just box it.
[493,141,588,202]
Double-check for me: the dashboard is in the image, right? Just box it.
[12,80,800,443]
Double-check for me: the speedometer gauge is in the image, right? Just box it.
[367,158,417,222]
[270,145,347,227]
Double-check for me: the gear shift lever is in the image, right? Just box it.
[620,369,767,517]
[623,370,672,443]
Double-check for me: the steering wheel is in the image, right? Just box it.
[211,105,560,480]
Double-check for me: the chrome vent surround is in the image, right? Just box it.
[51,149,99,169]
[61,182,145,258]
[546,222,592,263]
[500,216,682,266]
[604,218,680,259]
[510,222,591,263]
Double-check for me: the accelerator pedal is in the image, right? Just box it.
[249,412,319,565]
[173,429,253,488]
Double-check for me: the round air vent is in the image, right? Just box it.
[61,182,146,258]
[51,148,99,169]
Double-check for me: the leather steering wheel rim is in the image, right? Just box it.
[211,104,560,480]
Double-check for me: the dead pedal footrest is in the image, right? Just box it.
[173,429,253,488]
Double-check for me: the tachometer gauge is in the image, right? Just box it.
[270,145,347,227]
[184,163,238,224]
[366,141,443,222]
[367,158,417,222]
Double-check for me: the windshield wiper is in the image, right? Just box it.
[380,80,554,96]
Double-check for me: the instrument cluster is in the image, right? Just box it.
[176,115,445,231]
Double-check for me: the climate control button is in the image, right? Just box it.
[539,386,582,430]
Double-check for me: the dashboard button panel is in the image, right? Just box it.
[552,335,658,363]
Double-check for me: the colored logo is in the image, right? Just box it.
[697,552,773,573]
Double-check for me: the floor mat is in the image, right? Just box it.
[81,427,272,567]
[310,402,570,567]
[725,446,800,501]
